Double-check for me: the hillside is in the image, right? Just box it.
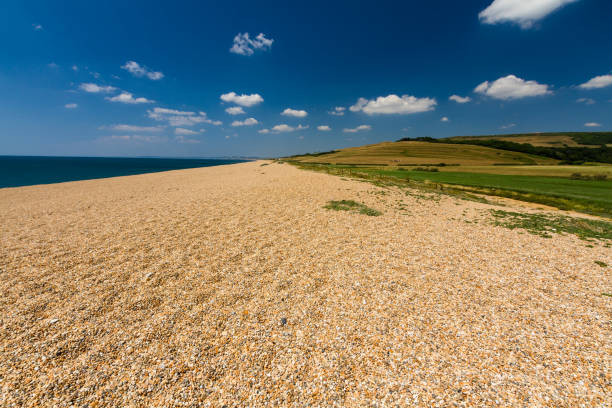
[289,141,558,166]
[284,138,611,216]
[446,132,612,148]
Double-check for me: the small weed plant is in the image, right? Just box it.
[490,209,612,241]
[324,200,382,216]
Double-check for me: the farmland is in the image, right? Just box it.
[448,132,612,148]
[285,134,612,217]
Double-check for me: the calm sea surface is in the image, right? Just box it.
[0,156,249,188]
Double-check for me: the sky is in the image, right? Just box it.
[1,0,611,158]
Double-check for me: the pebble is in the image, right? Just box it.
[0,161,608,406]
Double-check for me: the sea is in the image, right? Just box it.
[0,156,250,188]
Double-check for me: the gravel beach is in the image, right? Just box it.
[0,161,610,406]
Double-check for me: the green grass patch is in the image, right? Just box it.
[594,260,608,268]
[489,210,612,241]
[323,200,382,216]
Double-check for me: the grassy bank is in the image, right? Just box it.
[288,162,612,218]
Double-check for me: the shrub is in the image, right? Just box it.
[570,172,608,181]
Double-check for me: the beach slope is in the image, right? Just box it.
[0,161,609,406]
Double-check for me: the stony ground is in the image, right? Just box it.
[0,161,610,407]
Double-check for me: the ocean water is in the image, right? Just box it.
[0,156,248,188]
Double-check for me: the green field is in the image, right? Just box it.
[370,169,610,214]
[291,163,612,217]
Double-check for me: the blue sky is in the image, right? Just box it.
[1,0,611,157]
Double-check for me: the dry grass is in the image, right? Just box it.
[0,161,610,406]
[449,133,612,148]
[291,141,557,166]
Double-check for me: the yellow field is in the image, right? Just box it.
[435,164,612,178]
[449,133,612,148]
[291,141,558,166]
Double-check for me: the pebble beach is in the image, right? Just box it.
[0,160,610,406]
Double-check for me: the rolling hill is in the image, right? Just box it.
[446,132,612,148]
[288,141,558,166]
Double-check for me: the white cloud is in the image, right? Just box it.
[479,0,579,29]
[259,124,308,134]
[132,135,165,142]
[107,135,130,141]
[174,127,201,135]
[578,74,612,90]
[121,61,164,80]
[148,107,192,116]
[349,94,437,115]
[272,124,308,132]
[230,33,273,56]
[47,62,59,69]
[32,24,43,31]
[317,125,331,131]
[576,97,595,105]
[281,108,308,118]
[449,94,471,103]
[500,123,516,129]
[64,103,78,109]
[343,125,371,133]
[71,65,79,71]
[474,75,552,100]
[79,83,117,93]
[441,117,449,122]
[175,135,201,144]
[106,92,154,104]
[147,107,222,127]
[231,117,259,127]
[584,122,601,127]
[329,106,346,116]
[102,135,167,143]
[111,124,163,132]
[220,92,264,107]
[225,106,245,115]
